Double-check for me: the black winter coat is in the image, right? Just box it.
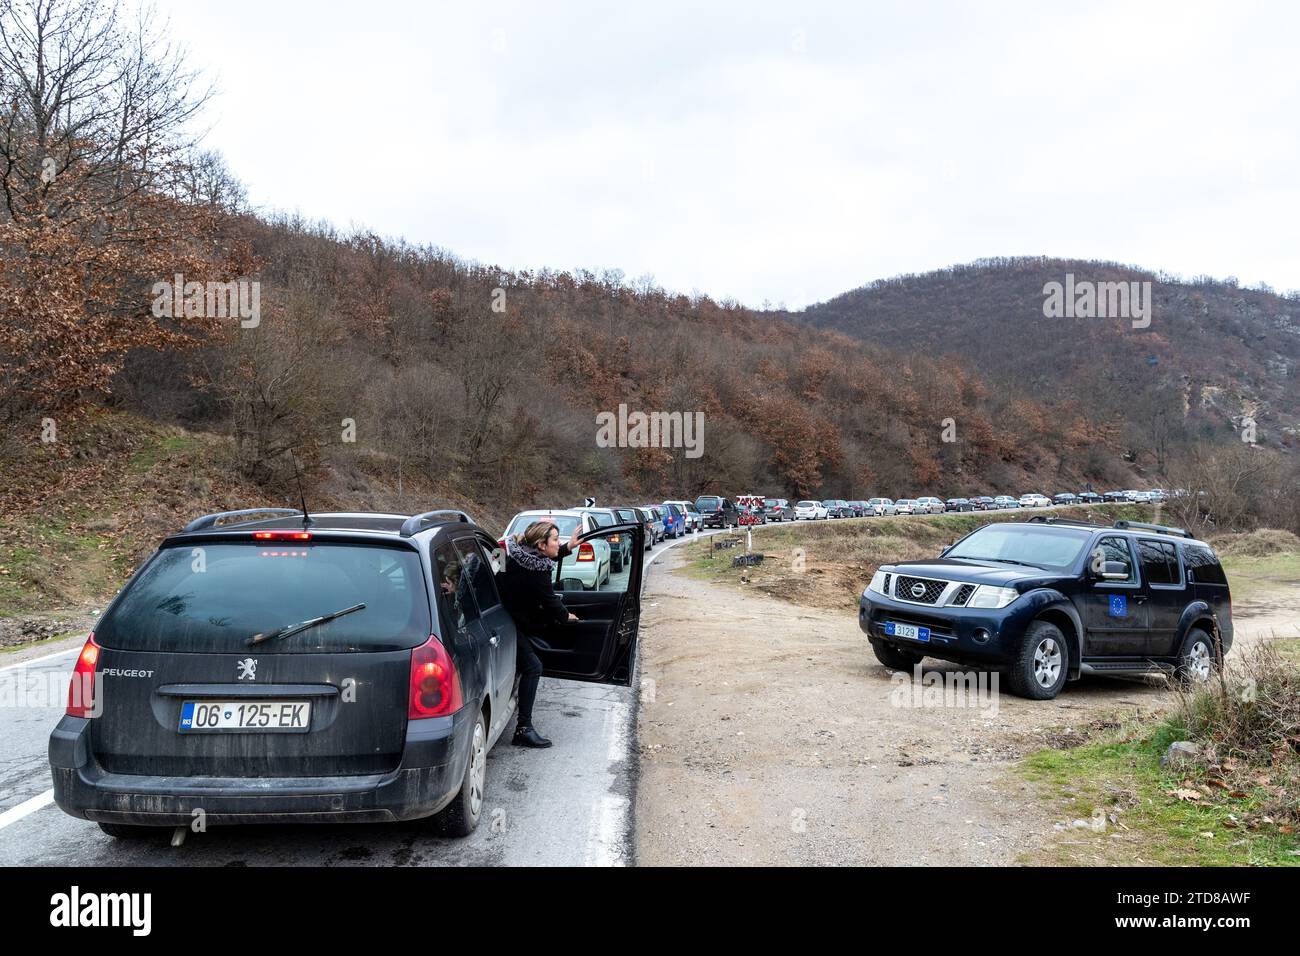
[497,544,572,636]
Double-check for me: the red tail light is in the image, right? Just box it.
[408,635,464,719]
[576,542,595,562]
[66,633,100,718]
[498,539,507,552]
[253,531,312,541]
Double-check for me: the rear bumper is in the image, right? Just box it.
[48,707,473,826]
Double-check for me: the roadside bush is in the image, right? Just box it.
[1179,642,1300,760]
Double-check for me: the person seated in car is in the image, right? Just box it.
[497,521,581,748]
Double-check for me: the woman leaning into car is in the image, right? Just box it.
[496,520,582,748]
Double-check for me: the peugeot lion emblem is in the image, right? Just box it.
[237,658,258,681]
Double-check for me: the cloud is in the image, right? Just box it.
[166,0,1300,304]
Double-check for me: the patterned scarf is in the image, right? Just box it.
[507,536,555,573]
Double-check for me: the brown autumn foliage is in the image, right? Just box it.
[0,0,246,432]
[7,1,1247,527]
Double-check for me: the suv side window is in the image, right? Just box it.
[1138,538,1181,588]
[453,538,501,613]
[1184,544,1227,585]
[1093,535,1138,584]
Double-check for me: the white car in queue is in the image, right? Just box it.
[794,500,828,520]
[500,510,611,590]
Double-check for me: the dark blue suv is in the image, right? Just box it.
[858,518,1232,699]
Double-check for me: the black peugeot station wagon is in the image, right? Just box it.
[49,508,642,838]
[858,518,1232,699]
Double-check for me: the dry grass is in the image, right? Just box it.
[1212,529,1300,559]
[1172,641,1300,829]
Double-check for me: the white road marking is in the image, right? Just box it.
[0,789,55,829]
[584,699,632,867]
[0,647,80,672]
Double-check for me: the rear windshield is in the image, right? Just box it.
[695,497,721,511]
[585,511,613,528]
[96,542,431,653]
[508,514,581,538]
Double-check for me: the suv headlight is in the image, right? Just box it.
[867,570,889,596]
[966,585,1020,609]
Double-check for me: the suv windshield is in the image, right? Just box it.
[96,542,431,653]
[945,526,1091,571]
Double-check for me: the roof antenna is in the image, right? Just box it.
[289,449,312,529]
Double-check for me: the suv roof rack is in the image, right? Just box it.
[183,508,305,533]
[1025,515,1097,529]
[1113,519,1194,539]
[400,509,474,537]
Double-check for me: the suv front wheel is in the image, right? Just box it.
[1007,620,1069,699]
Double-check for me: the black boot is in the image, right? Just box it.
[512,724,552,748]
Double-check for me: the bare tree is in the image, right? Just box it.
[1167,442,1279,533]
[0,0,227,420]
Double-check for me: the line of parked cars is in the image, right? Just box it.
[677,486,1182,529]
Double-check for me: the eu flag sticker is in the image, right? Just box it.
[1109,594,1127,618]
[179,701,194,728]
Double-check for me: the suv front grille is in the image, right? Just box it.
[895,575,945,604]
[952,584,975,606]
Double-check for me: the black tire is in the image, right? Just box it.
[432,709,487,837]
[97,822,163,840]
[1174,627,1217,687]
[1007,620,1069,699]
[870,638,924,671]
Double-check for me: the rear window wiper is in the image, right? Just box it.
[248,603,367,646]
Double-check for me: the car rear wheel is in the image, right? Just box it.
[97,822,164,840]
[1175,627,1217,687]
[1008,620,1069,699]
[870,638,924,671]
[433,709,487,837]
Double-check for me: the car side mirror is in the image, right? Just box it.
[1098,561,1130,580]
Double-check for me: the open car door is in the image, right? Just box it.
[537,522,643,685]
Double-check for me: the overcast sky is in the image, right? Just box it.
[163,0,1300,308]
